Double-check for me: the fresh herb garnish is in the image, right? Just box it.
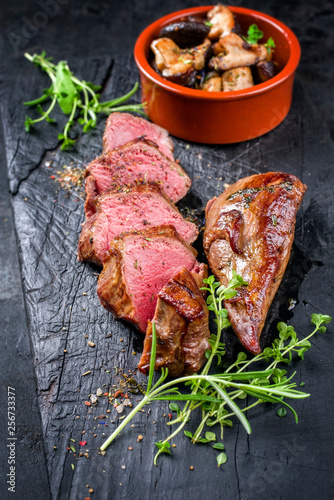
[23,52,145,150]
[265,37,276,55]
[243,24,275,55]
[244,23,264,44]
[277,407,287,417]
[216,452,227,466]
[100,272,331,465]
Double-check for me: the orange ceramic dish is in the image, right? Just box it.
[134,6,301,144]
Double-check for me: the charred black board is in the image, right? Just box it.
[2,51,334,500]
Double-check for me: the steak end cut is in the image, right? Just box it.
[103,112,174,160]
[138,266,210,377]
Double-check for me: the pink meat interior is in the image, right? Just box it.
[90,145,189,202]
[94,192,198,263]
[123,235,199,332]
[104,113,174,160]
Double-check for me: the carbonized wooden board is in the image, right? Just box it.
[2,50,334,499]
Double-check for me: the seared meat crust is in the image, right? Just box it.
[204,172,307,354]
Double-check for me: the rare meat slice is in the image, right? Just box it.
[203,172,307,354]
[97,226,206,333]
[138,266,210,377]
[78,184,199,266]
[84,137,191,216]
[103,112,174,160]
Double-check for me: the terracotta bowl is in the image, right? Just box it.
[134,6,301,144]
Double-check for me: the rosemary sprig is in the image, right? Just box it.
[100,272,331,466]
[23,52,145,150]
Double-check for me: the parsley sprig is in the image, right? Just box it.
[243,24,276,54]
[100,272,331,466]
[23,52,145,150]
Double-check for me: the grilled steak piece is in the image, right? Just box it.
[103,112,174,160]
[204,172,307,354]
[97,226,206,333]
[78,184,199,266]
[138,266,210,377]
[84,137,191,217]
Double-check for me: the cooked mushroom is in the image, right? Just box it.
[158,20,210,48]
[151,37,211,87]
[222,67,254,91]
[151,38,196,86]
[150,10,277,90]
[255,60,276,83]
[191,38,212,70]
[209,33,267,71]
[202,71,222,92]
[207,4,235,40]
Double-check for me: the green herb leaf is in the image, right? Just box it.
[205,431,216,442]
[217,452,227,466]
[54,61,77,115]
[213,443,225,450]
[155,440,171,456]
[169,403,180,412]
[24,116,34,132]
[311,314,332,326]
[264,37,276,54]
[236,352,247,363]
[244,24,264,44]
[277,407,287,418]
[60,138,76,151]
[266,37,275,48]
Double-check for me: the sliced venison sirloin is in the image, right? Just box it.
[84,137,190,217]
[97,226,207,334]
[203,172,307,355]
[103,112,174,160]
[78,184,199,266]
[138,266,210,377]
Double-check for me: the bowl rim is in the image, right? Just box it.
[134,5,301,101]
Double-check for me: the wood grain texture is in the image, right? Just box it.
[1,1,334,499]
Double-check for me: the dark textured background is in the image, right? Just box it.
[1,1,334,499]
